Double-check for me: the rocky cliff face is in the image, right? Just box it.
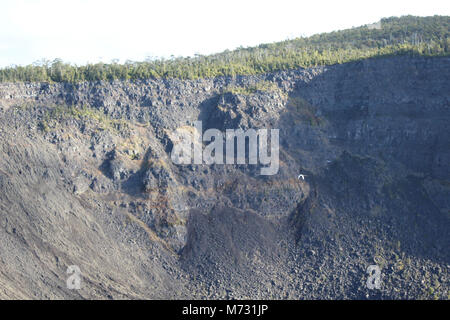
[0,56,448,299]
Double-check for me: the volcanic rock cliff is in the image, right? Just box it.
[0,56,448,299]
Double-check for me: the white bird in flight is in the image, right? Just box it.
[298,174,307,180]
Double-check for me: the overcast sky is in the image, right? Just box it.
[1,0,449,67]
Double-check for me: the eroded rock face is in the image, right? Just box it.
[0,56,449,299]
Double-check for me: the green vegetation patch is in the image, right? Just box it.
[1,16,448,83]
[221,80,283,95]
[38,104,129,133]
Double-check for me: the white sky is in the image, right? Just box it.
[1,0,449,67]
